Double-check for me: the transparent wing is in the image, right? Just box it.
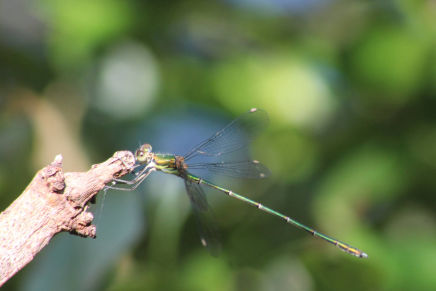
[184,179,221,256]
[188,160,271,179]
[183,108,268,162]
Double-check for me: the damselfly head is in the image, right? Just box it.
[135,143,153,164]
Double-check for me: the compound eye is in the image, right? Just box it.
[141,143,152,153]
[135,149,144,158]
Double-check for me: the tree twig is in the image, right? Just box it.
[0,150,135,286]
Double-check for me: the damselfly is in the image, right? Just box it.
[109,108,368,258]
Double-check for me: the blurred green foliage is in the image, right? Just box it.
[1,0,436,290]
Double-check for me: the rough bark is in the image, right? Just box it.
[0,150,135,286]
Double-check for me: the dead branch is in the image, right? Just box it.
[0,150,135,286]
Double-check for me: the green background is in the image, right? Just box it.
[1,0,436,290]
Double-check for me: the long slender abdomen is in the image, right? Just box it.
[188,174,367,258]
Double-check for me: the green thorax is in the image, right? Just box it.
[153,153,180,175]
